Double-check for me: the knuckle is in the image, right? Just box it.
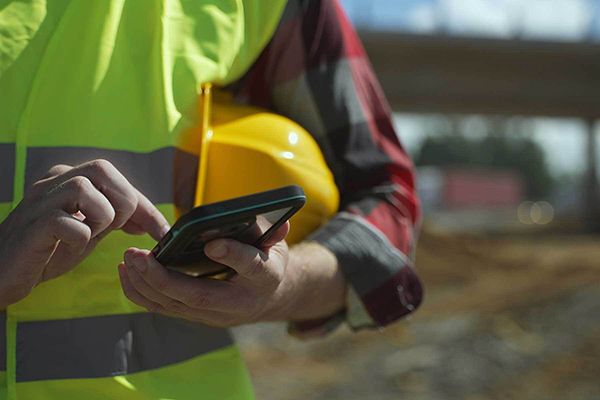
[154,276,170,293]
[45,164,70,178]
[89,159,115,176]
[119,196,138,219]
[164,299,185,312]
[188,291,213,309]
[67,176,93,194]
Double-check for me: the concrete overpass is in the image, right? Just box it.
[360,31,600,226]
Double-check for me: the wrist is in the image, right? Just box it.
[267,241,346,322]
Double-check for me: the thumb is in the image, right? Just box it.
[260,221,290,248]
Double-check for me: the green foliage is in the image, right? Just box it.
[415,134,555,198]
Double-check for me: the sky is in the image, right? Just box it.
[340,0,600,42]
[337,0,600,177]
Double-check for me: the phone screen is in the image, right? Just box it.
[237,207,293,244]
[180,207,293,256]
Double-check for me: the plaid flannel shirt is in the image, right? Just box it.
[228,0,424,336]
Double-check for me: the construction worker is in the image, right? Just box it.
[0,0,422,398]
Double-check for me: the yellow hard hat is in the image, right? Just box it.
[178,84,339,245]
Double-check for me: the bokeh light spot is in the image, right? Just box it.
[535,201,554,225]
[518,201,535,225]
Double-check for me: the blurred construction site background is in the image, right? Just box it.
[233,1,600,399]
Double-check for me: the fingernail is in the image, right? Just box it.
[132,257,148,272]
[208,243,228,258]
[124,248,138,268]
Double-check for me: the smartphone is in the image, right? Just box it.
[152,185,306,278]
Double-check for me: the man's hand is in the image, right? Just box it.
[118,222,347,327]
[0,160,170,307]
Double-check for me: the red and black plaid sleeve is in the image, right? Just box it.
[228,0,424,335]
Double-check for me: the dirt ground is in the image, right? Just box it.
[233,227,600,400]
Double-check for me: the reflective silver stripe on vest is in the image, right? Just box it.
[0,144,15,203]
[16,313,233,382]
[25,147,198,210]
[0,311,5,372]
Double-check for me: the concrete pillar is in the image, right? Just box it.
[585,119,599,231]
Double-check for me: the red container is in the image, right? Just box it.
[443,169,525,209]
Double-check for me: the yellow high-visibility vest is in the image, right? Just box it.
[0,1,288,398]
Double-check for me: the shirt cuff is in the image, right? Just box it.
[288,212,424,338]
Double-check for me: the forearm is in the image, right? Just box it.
[268,242,346,322]
[228,0,423,332]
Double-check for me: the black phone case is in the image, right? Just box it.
[153,185,305,278]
